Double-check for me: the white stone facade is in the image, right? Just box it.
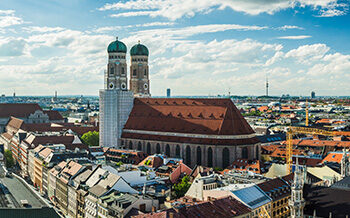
[99,89,133,147]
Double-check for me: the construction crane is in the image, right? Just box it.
[286,126,336,173]
[305,100,309,127]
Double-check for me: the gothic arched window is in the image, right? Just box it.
[144,69,147,76]
[121,67,125,75]
[133,69,137,76]
[110,67,114,75]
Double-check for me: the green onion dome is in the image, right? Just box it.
[130,42,149,56]
[107,38,127,53]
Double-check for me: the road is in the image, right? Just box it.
[0,175,46,208]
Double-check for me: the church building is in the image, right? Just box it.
[99,38,260,168]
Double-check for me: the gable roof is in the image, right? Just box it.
[43,110,64,121]
[122,98,258,145]
[124,98,254,135]
[257,177,290,201]
[0,103,42,118]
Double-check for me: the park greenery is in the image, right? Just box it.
[172,175,191,198]
[81,131,99,147]
[4,149,14,168]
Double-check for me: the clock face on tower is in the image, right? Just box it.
[109,83,114,89]
[121,82,127,90]
[144,83,148,90]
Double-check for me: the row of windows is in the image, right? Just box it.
[110,67,125,75]
[109,55,125,59]
[132,58,147,62]
[273,197,289,208]
[132,69,148,76]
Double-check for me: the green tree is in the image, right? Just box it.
[172,175,191,198]
[4,149,14,168]
[81,131,99,147]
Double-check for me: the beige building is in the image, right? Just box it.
[129,42,150,96]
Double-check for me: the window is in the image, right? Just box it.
[121,67,125,75]
[133,69,137,76]
[110,67,114,75]
[144,69,147,76]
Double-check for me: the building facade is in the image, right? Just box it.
[99,38,134,147]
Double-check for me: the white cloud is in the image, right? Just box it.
[93,22,175,33]
[285,43,330,64]
[277,25,304,30]
[23,26,65,33]
[99,0,348,20]
[277,35,311,39]
[0,10,23,28]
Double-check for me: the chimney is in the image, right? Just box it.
[139,204,146,213]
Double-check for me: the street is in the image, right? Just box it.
[1,176,46,208]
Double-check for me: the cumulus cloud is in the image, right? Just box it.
[99,0,348,20]
[0,10,23,28]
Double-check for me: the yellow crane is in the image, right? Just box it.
[286,126,335,173]
[305,100,309,127]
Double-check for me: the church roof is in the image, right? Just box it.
[107,39,127,53]
[0,103,42,118]
[122,98,258,145]
[130,43,149,56]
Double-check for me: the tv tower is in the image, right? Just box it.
[266,75,269,96]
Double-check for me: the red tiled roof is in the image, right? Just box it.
[26,135,75,147]
[124,98,255,136]
[1,132,12,140]
[7,117,24,130]
[43,110,64,121]
[139,155,164,168]
[19,123,98,136]
[133,196,250,218]
[291,157,322,167]
[270,148,304,158]
[0,103,42,118]
[229,159,264,174]
[322,152,350,164]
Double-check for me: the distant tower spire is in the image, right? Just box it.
[266,75,269,97]
[341,148,348,178]
[289,158,306,218]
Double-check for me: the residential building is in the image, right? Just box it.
[56,161,85,215]
[257,177,291,217]
[97,192,157,218]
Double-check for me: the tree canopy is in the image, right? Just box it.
[4,149,14,168]
[172,175,191,198]
[81,131,99,147]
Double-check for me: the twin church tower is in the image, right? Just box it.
[105,37,150,96]
[100,38,150,147]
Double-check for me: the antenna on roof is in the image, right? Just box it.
[116,36,118,41]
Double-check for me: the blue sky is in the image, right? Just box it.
[0,0,349,96]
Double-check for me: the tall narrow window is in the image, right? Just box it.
[144,69,147,76]
[110,67,114,75]
[133,69,137,76]
[121,67,125,75]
